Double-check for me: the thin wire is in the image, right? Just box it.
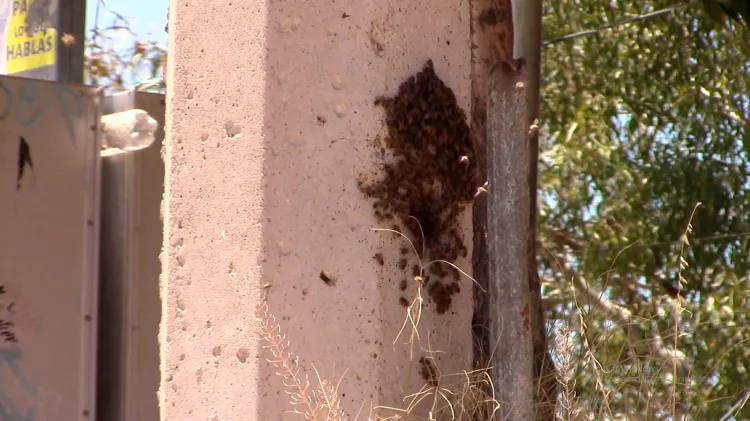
[542,0,700,47]
[576,231,750,254]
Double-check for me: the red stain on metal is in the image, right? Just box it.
[520,303,530,331]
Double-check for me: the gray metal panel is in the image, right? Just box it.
[127,97,165,421]
[0,75,101,421]
[101,90,139,115]
[98,90,164,421]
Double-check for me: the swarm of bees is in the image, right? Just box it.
[359,59,476,314]
[418,356,439,387]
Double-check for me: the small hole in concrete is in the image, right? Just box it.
[236,347,251,363]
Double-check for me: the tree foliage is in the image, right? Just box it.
[84,11,166,93]
[540,0,750,419]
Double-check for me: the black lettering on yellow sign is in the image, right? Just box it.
[12,0,30,15]
[5,0,56,73]
[6,35,53,61]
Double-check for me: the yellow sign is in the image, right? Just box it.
[5,0,56,74]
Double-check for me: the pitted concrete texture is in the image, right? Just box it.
[162,1,473,420]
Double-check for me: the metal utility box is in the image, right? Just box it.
[0,75,101,421]
[0,76,165,421]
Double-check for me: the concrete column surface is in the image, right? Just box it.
[162,1,473,420]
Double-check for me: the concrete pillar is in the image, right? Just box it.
[163,1,473,420]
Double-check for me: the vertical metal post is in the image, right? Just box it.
[487,62,534,421]
[57,0,86,83]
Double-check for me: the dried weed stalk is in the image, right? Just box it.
[371,361,500,421]
[255,302,348,421]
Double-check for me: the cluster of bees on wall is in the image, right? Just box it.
[359,59,477,315]
[0,286,18,344]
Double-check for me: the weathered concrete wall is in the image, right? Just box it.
[163,1,474,420]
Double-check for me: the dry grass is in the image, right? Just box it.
[254,215,497,421]
[253,206,705,421]
[538,202,705,421]
[255,301,501,421]
[371,364,500,421]
[255,302,348,421]
[554,324,580,421]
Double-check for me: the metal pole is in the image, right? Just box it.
[486,61,534,421]
[57,0,86,83]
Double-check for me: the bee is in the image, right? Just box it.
[418,356,438,387]
[319,271,337,286]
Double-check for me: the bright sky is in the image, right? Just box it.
[85,0,168,47]
[84,0,168,87]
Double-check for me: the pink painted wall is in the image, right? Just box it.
[163,1,473,419]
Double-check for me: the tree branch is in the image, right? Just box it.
[566,266,693,375]
[543,0,699,46]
